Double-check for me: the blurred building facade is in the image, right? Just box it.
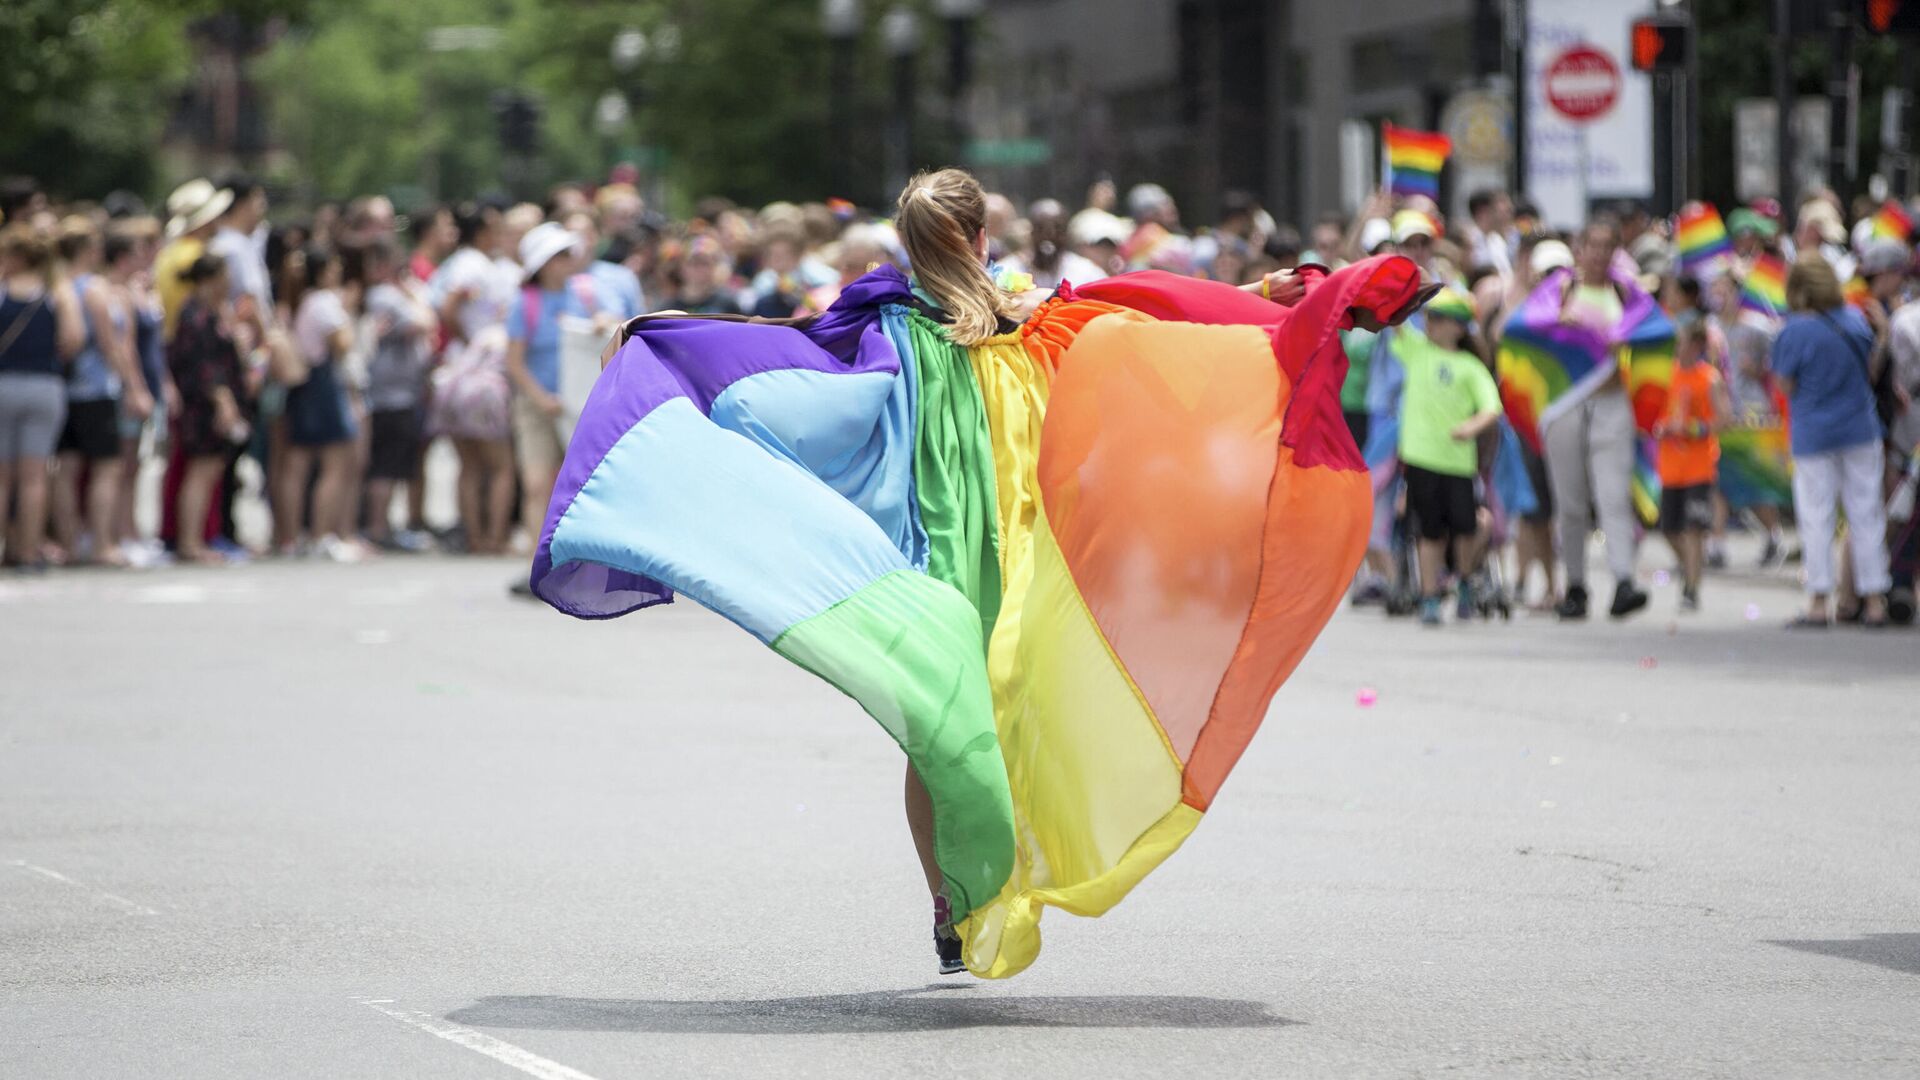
[969,0,1477,225]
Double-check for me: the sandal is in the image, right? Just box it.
[1784,614,1831,630]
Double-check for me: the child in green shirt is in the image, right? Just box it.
[1393,288,1504,625]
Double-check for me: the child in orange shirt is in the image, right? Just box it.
[1656,319,1733,611]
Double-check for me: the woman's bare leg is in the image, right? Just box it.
[481,440,516,555]
[275,446,313,549]
[313,441,353,539]
[176,457,224,562]
[86,456,127,565]
[904,763,943,898]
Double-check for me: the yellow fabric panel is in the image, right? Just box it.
[957,515,1195,979]
[967,335,1053,749]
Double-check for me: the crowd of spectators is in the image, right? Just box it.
[0,169,1913,625]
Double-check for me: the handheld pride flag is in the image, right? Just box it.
[1872,200,1913,242]
[1739,254,1789,320]
[1675,202,1733,279]
[1495,268,1675,454]
[1383,123,1452,200]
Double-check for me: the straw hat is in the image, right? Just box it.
[164,179,233,240]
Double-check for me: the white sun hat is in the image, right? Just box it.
[518,221,585,283]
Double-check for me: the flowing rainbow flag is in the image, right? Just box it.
[1496,268,1676,454]
[1718,422,1793,509]
[1740,254,1789,320]
[1383,123,1451,200]
[530,257,1430,978]
[1872,200,1913,242]
[1676,202,1733,279]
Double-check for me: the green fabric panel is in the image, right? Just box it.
[773,568,1015,923]
[905,311,1002,647]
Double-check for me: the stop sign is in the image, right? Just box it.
[1545,45,1621,124]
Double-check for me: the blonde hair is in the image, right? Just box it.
[896,169,1018,345]
[1786,255,1844,312]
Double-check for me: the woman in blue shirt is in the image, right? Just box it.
[1771,256,1890,627]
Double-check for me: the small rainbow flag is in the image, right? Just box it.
[1631,437,1662,529]
[1872,200,1912,242]
[1739,254,1788,320]
[1383,123,1451,200]
[1844,276,1872,310]
[1675,203,1733,279]
[1718,422,1793,509]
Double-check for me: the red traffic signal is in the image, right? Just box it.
[1865,0,1920,33]
[1630,18,1688,72]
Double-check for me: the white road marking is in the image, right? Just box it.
[356,998,603,1080]
[7,860,159,915]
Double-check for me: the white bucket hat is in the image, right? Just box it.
[164,178,234,240]
[518,221,584,283]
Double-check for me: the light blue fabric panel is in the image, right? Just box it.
[879,306,931,570]
[546,395,908,642]
[707,353,927,570]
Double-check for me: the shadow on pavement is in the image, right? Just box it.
[447,987,1300,1033]
[1768,933,1920,976]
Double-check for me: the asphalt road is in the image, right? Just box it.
[3,548,1916,1079]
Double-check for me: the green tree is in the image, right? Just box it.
[0,0,192,198]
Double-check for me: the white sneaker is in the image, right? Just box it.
[317,534,364,564]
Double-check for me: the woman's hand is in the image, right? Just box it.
[535,391,565,419]
[125,385,156,422]
[1240,270,1305,307]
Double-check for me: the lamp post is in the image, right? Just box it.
[933,0,983,159]
[883,5,920,197]
[821,0,862,200]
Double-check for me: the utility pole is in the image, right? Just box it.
[1773,0,1794,206]
[1827,2,1855,201]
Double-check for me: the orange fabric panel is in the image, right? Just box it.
[1019,296,1139,376]
[1183,446,1369,808]
[1038,316,1286,764]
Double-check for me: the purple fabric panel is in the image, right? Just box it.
[528,265,916,615]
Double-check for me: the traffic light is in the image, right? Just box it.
[1863,0,1920,34]
[491,91,542,156]
[1630,17,1688,73]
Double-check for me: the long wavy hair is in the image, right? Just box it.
[895,169,1018,345]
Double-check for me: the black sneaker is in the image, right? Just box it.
[508,577,535,599]
[1555,584,1589,621]
[1680,585,1700,613]
[935,925,965,974]
[1609,580,1649,618]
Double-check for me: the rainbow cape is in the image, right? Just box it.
[1872,200,1913,242]
[1631,437,1661,528]
[1740,254,1789,320]
[1495,268,1676,454]
[1383,123,1451,200]
[1675,202,1733,280]
[531,258,1429,978]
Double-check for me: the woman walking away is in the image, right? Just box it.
[1773,256,1892,627]
[526,165,1430,979]
[167,254,251,565]
[280,245,365,561]
[0,225,85,571]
